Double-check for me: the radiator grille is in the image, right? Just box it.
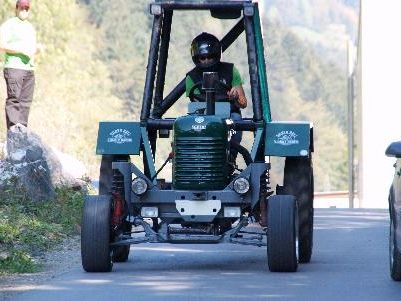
[173,137,228,190]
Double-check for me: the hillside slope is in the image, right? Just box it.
[0,0,125,176]
[263,0,359,67]
[0,0,357,190]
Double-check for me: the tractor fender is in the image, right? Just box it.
[265,121,313,157]
[96,122,141,155]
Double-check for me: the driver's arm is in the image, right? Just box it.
[229,85,247,109]
[228,66,247,109]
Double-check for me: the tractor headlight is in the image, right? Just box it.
[141,207,158,218]
[224,207,241,218]
[233,177,250,194]
[132,177,148,195]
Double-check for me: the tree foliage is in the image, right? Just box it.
[1,0,354,190]
[0,0,124,176]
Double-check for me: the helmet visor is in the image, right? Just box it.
[197,54,217,67]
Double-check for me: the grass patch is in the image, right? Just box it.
[0,186,85,274]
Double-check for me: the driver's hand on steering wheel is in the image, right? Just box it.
[228,86,247,109]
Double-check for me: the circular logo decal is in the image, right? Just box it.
[195,117,205,124]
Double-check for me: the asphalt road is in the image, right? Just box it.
[5,209,401,301]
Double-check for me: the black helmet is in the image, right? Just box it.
[191,32,222,68]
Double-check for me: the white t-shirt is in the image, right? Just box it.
[0,17,37,70]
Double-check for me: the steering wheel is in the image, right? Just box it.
[188,81,236,103]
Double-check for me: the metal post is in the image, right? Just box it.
[253,4,271,122]
[206,91,215,115]
[140,14,162,122]
[221,18,245,52]
[154,10,173,113]
[151,10,173,160]
[347,40,355,208]
[244,14,263,121]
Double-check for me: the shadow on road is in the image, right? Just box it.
[3,209,401,301]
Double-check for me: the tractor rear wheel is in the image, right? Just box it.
[284,156,314,263]
[81,195,113,272]
[267,195,298,272]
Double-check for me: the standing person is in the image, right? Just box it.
[0,0,36,129]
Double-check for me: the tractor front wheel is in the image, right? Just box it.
[267,195,298,272]
[81,195,113,272]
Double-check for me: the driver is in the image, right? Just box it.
[186,32,248,158]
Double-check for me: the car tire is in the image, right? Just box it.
[284,156,314,263]
[390,216,401,281]
[267,195,298,272]
[81,195,113,272]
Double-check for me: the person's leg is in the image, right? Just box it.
[19,70,35,127]
[230,112,243,162]
[4,68,25,129]
[230,112,243,144]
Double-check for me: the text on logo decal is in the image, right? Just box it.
[274,130,299,146]
[107,128,133,144]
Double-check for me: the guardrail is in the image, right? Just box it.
[314,191,349,198]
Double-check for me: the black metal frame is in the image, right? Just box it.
[141,0,262,125]
[153,0,252,11]
[137,0,267,182]
[124,1,269,244]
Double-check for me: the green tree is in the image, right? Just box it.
[0,0,124,176]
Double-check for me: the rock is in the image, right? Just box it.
[0,142,7,160]
[0,124,86,202]
[51,148,87,180]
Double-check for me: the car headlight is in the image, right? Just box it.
[132,177,148,195]
[233,177,250,194]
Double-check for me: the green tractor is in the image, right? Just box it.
[81,0,314,273]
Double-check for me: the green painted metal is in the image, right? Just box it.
[173,115,229,190]
[188,102,231,118]
[141,127,158,184]
[96,122,141,155]
[265,122,312,157]
[253,5,271,122]
[251,127,264,162]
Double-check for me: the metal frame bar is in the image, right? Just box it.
[153,10,173,112]
[140,14,162,122]
[111,215,266,247]
[146,118,257,131]
[140,127,157,184]
[130,162,268,210]
[251,128,264,162]
[153,1,251,10]
[244,9,263,121]
[253,5,271,122]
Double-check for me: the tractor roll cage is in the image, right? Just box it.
[140,0,271,126]
[151,0,252,11]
